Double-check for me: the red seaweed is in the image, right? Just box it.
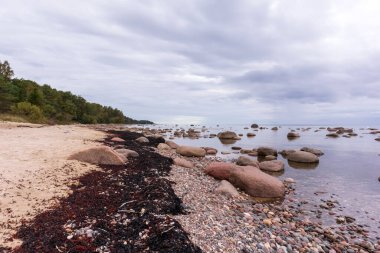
[12,130,202,253]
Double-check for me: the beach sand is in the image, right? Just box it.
[0,122,106,248]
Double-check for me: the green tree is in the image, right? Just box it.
[0,60,14,80]
[11,102,45,122]
[28,88,44,106]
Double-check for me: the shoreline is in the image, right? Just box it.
[0,123,379,252]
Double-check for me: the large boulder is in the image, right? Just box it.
[176,146,206,157]
[204,162,238,180]
[259,160,284,172]
[136,136,149,143]
[115,148,139,158]
[236,156,259,167]
[166,140,179,149]
[69,146,125,165]
[287,151,319,163]
[173,157,194,168]
[257,147,278,157]
[218,131,240,140]
[214,180,240,197]
[228,166,285,198]
[300,147,324,156]
[157,143,171,151]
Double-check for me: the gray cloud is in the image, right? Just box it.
[1,0,380,124]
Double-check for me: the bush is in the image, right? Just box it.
[11,102,45,123]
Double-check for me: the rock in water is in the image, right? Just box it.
[69,146,125,165]
[228,166,285,198]
[236,156,259,167]
[326,133,339,138]
[257,147,278,157]
[287,132,300,138]
[176,146,206,157]
[287,151,319,163]
[136,136,149,143]
[251,123,259,128]
[217,131,240,139]
[214,180,240,197]
[300,147,324,156]
[173,157,194,168]
[259,160,285,172]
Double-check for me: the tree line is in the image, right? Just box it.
[0,60,153,124]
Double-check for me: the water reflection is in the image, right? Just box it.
[218,139,237,145]
[288,160,319,169]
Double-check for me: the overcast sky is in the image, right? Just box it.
[1,0,380,125]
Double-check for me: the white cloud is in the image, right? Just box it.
[1,0,380,124]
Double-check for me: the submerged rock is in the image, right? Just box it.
[259,160,284,172]
[301,147,324,156]
[218,131,240,140]
[287,132,300,138]
[287,151,319,163]
[326,133,339,138]
[257,147,278,157]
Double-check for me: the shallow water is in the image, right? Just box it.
[142,124,380,237]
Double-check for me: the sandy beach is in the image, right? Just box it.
[0,122,105,248]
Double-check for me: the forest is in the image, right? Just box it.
[0,60,153,124]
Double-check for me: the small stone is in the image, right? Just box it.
[263,219,272,226]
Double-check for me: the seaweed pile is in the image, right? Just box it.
[13,130,202,253]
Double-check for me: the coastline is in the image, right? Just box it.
[0,123,378,252]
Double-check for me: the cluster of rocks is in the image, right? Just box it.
[326,127,358,138]
[166,155,379,253]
